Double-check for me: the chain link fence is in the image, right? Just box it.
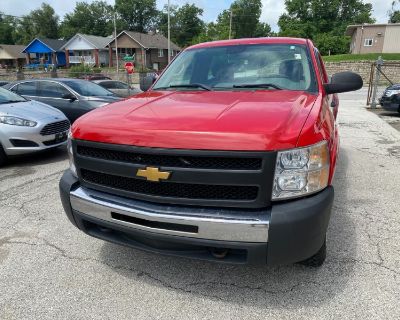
[367,58,400,108]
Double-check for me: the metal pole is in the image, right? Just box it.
[114,13,119,76]
[229,10,233,40]
[371,56,384,109]
[168,0,171,64]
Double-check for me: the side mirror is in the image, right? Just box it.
[324,71,363,94]
[140,75,156,92]
[62,93,77,101]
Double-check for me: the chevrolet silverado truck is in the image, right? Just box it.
[60,38,362,267]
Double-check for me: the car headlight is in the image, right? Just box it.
[67,131,78,177]
[0,116,37,127]
[272,141,330,200]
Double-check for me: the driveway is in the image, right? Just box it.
[0,90,399,319]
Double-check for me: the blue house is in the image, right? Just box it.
[22,38,67,68]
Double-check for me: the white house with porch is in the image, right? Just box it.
[61,34,111,67]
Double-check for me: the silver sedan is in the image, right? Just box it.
[0,87,70,166]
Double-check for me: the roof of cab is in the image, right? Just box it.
[188,37,310,50]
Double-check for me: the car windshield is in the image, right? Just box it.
[62,80,115,97]
[153,44,317,92]
[0,87,26,104]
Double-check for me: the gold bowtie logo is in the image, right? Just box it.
[136,167,171,182]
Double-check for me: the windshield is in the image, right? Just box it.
[153,44,317,92]
[62,80,115,97]
[0,87,26,104]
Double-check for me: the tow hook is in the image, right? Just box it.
[210,247,229,259]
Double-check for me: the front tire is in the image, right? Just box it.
[298,239,326,267]
[0,144,7,167]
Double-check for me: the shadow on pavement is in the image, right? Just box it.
[99,149,355,309]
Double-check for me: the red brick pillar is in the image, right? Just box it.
[51,52,57,65]
[25,53,31,65]
[94,49,99,67]
[108,47,113,67]
[65,50,70,68]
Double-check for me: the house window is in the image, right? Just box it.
[170,50,174,56]
[364,39,373,47]
[158,49,164,57]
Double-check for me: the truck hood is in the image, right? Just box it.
[72,90,317,151]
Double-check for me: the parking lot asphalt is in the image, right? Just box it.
[0,89,399,320]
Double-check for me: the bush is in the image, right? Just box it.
[68,64,101,78]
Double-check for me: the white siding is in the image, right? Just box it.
[65,36,95,50]
[383,25,400,53]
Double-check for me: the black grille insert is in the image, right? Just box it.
[40,120,70,136]
[77,146,262,170]
[81,169,258,201]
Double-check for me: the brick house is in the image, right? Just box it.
[345,23,400,54]
[107,31,181,71]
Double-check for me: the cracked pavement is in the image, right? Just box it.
[0,89,399,319]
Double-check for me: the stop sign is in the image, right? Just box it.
[124,62,134,74]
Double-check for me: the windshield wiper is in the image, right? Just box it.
[165,83,213,91]
[233,83,283,90]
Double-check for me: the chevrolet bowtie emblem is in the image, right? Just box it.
[136,167,171,182]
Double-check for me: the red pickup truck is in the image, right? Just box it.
[60,38,362,267]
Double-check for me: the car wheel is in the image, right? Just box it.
[398,105,400,114]
[298,238,326,267]
[0,144,8,166]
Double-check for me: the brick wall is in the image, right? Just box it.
[324,60,400,84]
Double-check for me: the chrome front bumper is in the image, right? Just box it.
[70,187,269,243]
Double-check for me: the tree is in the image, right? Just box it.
[231,0,263,38]
[14,3,59,44]
[0,13,16,44]
[115,0,158,33]
[60,1,114,39]
[389,1,400,23]
[193,0,271,44]
[278,0,375,55]
[158,3,204,47]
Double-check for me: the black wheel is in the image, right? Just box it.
[397,105,400,114]
[0,144,7,167]
[298,239,326,267]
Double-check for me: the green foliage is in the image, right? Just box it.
[115,0,157,33]
[231,0,263,38]
[313,34,351,55]
[68,64,101,77]
[0,13,16,44]
[158,4,204,48]
[60,1,114,39]
[278,0,375,54]
[15,3,59,44]
[389,1,400,23]
[193,0,271,44]
[322,53,400,62]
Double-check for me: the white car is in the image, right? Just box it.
[0,87,70,166]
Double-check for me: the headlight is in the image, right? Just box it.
[272,141,330,200]
[0,116,37,127]
[67,131,78,177]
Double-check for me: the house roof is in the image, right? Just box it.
[61,34,111,50]
[23,38,67,53]
[0,44,26,59]
[108,31,181,51]
[345,23,400,36]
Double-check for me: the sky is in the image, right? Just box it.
[1,0,395,32]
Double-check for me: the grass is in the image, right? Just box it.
[322,53,400,62]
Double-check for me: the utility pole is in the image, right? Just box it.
[168,0,171,64]
[229,10,233,40]
[114,12,119,75]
